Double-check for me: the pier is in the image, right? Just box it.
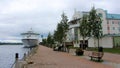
[23,45,118,68]
[12,47,38,68]
[12,45,120,68]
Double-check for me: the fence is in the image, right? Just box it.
[11,46,38,68]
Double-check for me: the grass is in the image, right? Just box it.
[68,46,78,49]
[68,46,120,54]
[87,47,120,54]
[103,48,120,54]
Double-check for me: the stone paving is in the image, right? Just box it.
[24,45,117,68]
[69,49,120,68]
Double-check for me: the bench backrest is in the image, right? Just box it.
[92,51,104,57]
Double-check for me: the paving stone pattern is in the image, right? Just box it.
[25,45,114,68]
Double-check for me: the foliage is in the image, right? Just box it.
[89,7,103,39]
[79,7,103,49]
[53,12,69,43]
[88,7,103,48]
[61,13,69,37]
[47,32,54,47]
[42,33,54,47]
[42,38,47,45]
[79,14,90,45]
[47,33,53,44]
[54,23,64,43]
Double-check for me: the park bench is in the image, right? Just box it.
[89,51,104,62]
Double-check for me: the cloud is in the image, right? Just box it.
[1,0,38,14]
[0,0,119,42]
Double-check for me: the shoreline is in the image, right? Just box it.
[12,46,38,68]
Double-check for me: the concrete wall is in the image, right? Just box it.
[88,38,95,47]
[100,36,113,48]
[67,8,120,48]
[107,19,120,34]
[96,9,108,34]
[88,36,113,48]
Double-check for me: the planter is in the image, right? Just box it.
[76,51,84,56]
[75,48,84,56]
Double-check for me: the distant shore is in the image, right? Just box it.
[0,42,23,45]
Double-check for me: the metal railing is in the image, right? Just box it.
[11,46,38,68]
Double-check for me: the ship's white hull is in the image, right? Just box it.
[22,39,39,48]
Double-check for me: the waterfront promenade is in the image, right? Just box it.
[23,45,119,68]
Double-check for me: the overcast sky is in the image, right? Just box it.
[0,0,120,42]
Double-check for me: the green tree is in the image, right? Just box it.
[42,39,47,45]
[89,7,103,48]
[79,14,90,49]
[60,12,69,42]
[47,32,54,47]
[53,12,69,43]
[54,23,63,43]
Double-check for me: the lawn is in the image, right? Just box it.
[68,46,120,54]
[87,47,120,54]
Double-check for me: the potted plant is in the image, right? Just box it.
[75,48,84,56]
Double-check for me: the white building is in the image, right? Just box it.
[66,8,120,48]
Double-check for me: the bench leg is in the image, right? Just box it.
[91,57,93,60]
[98,57,101,62]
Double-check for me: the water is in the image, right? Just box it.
[0,45,29,68]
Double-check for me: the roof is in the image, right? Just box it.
[21,31,39,35]
[68,18,81,24]
[21,33,39,35]
[107,14,120,19]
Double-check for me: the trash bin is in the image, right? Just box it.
[98,47,103,52]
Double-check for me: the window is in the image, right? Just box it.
[107,27,110,30]
[113,27,115,30]
[118,27,120,32]
[74,27,78,40]
[107,21,109,24]
[112,21,114,24]
[118,22,120,25]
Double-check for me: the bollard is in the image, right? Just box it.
[23,53,26,60]
[15,53,19,62]
[27,51,29,59]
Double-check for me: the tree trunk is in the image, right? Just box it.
[94,38,97,48]
[98,38,99,48]
[98,37,99,52]
[83,37,85,49]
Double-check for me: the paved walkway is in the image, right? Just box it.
[25,45,115,68]
[83,50,120,63]
[69,49,120,68]
[102,52,120,68]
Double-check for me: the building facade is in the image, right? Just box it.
[66,8,120,48]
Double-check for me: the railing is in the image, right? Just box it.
[11,46,38,68]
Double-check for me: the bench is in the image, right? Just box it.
[89,51,104,62]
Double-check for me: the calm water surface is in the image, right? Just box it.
[0,45,29,68]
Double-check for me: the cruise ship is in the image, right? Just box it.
[21,29,40,48]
